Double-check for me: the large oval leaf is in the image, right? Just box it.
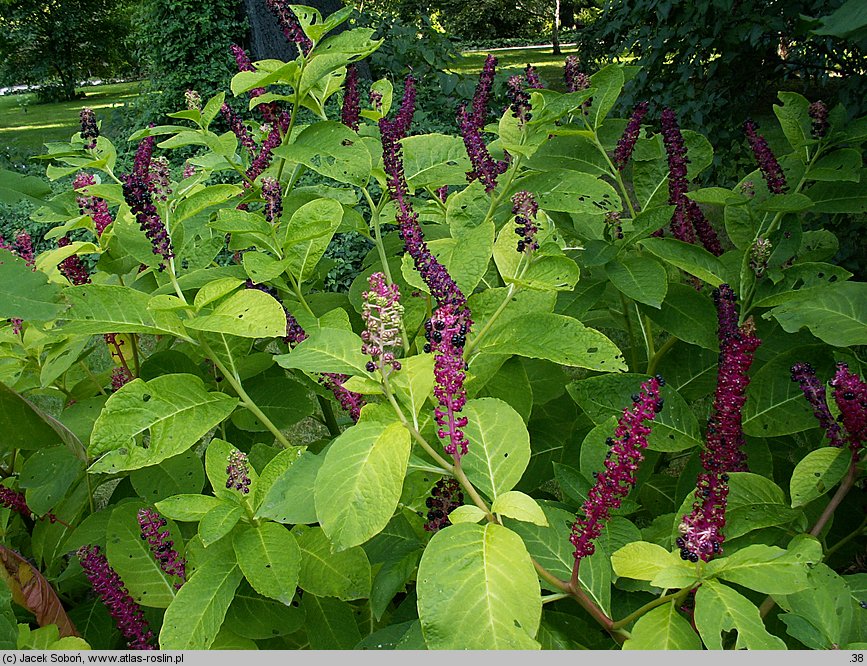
[315,421,410,551]
[232,523,301,605]
[417,522,541,649]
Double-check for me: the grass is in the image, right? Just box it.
[452,44,582,92]
[0,81,144,157]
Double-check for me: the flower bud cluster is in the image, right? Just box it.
[341,64,361,132]
[57,237,91,285]
[77,545,155,650]
[137,508,186,587]
[226,450,252,494]
[361,272,403,374]
[79,108,99,149]
[512,191,539,253]
[570,376,665,563]
[791,362,844,448]
[184,89,201,111]
[424,478,464,533]
[749,236,772,277]
[121,137,173,266]
[744,119,787,194]
[73,172,113,236]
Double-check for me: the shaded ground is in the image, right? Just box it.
[454,44,583,92]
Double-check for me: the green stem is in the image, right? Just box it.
[593,135,637,218]
[317,395,341,438]
[636,306,654,366]
[824,515,867,561]
[464,253,529,358]
[542,593,570,605]
[619,292,640,371]
[611,588,691,630]
[647,335,678,376]
[79,361,107,396]
[453,459,493,520]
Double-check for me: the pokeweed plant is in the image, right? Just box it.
[0,2,865,651]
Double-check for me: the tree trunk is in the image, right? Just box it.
[552,0,561,55]
[244,0,371,78]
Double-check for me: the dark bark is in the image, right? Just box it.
[552,0,561,55]
[243,0,371,78]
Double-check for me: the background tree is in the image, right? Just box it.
[0,0,136,101]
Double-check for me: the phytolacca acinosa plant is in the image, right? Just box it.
[380,75,472,458]
[506,74,533,125]
[570,376,665,569]
[79,107,99,149]
[809,100,829,139]
[73,172,113,236]
[676,284,761,562]
[0,487,66,526]
[226,449,252,495]
[612,101,649,171]
[424,478,464,533]
[790,362,845,448]
[57,237,91,286]
[361,272,404,375]
[221,103,258,157]
[564,55,592,115]
[524,64,543,89]
[795,362,867,456]
[245,281,365,420]
[457,56,509,192]
[660,107,723,255]
[743,119,788,194]
[77,545,156,650]
[341,64,361,132]
[265,0,312,55]
[230,44,285,127]
[261,177,282,224]
[121,136,173,268]
[137,508,186,588]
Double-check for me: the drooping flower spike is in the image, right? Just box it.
[570,376,665,564]
[137,508,186,587]
[613,101,649,171]
[77,545,156,650]
[791,362,844,448]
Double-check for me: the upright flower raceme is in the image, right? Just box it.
[512,190,539,253]
[457,58,509,192]
[230,45,281,124]
[380,77,472,458]
[424,478,464,533]
[57,237,91,286]
[563,56,592,115]
[261,177,282,223]
[79,108,99,149]
[265,0,313,55]
[77,546,155,650]
[676,285,760,562]
[184,89,201,111]
[829,363,867,454]
[245,124,283,183]
[613,101,649,171]
[790,362,844,448]
[341,64,361,132]
[506,75,532,124]
[149,156,171,201]
[570,376,665,564]
[361,272,403,375]
[524,64,543,89]
[122,137,173,266]
[744,119,787,194]
[73,172,113,236]
[221,103,257,156]
[226,450,252,494]
[749,236,772,277]
[809,100,829,139]
[137,508,186,588]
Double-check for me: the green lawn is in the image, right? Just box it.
[0,81,144,157]
[453,44,583,91]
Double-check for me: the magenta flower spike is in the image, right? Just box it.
[829,363,867,454]
[77,545,156,650]
[122,137,173,267]
[321,373,365,422]
[265,0,313,55]
[341,64,361,132]
[246,124,283,182]
[361,272,404,374]
[137,508,186,587]
[661,107,696,245]
[613,101,649,171]
[457,60,509,191]
[743,119,787,194]
[470,55,497,130]
[524,64,543,89]
[79,108,99,149]
[677,284,761,562]
[73,172,113,236]
[57,237,91,286]
[221,103,257,156]
[428,303,472,458]
[570,376,665,563]
[790,362,845,448]
[506,74,532,124]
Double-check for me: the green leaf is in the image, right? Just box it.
[605,255,668,308]
[789,446,851,508]
[777,564,854,649]
[20,446,84,515]
[705,544,816,594]
[804,175,867,214]
[302,595,362,649]
[461,398,531,500]
[474,313,626,372]
[0,383,66,452]
[60,285,189,339]
[185,289,286,339]
[587,64,625,129]
[204,438,259,503]
[88,374,238,474]
[623,603,703,649]
[389,354,435,419]
[512,170,621,215]
[767,282,867,347]
[525,134,609,176]
[233,522,301,605]
[282,198,343,283]
[274,122,370,187]
[231,372,316,432]
[173,185,243,226]
[417,523,541,649]
[568,373,702,452]
[255,450,322,525]
[611,541,674,581]
[275,327,370,377]
[0,250,64,321]
[694,579,786,649]
[155,494,223,522]
[448,505,487,524]
[226,583,304,640]
[773,92,812,152]
[254,445,306,510]
[199,502,242,546]
[106,503,178,608]
[807,148,862,182]
[295,526,372,601]
[491,491,548,526]
[315,421,410,551]
[401,133,472,190]
[130,450,205,504]
[493,222,580,292]
[639,237,726,286]
[159,541,242,649]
